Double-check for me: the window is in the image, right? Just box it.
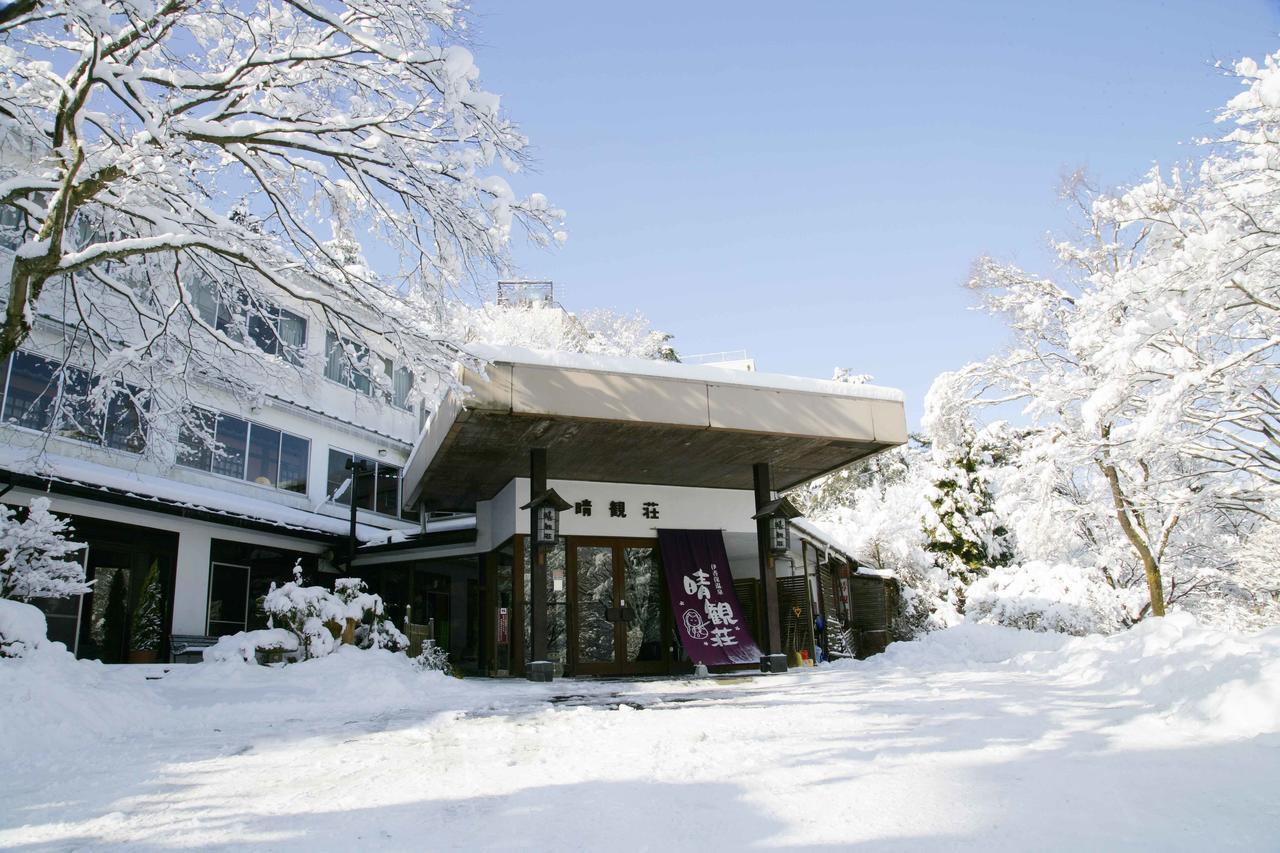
[212,414,248,478]
[0,352,147,453]
[207,562,250,637]
[324,331,373,394]
[0,203,25,251]
[192,277,306,365]
[384,358,414,410]
[206,541,317,636]
[177,406,309,494]
[327,334,412,407]
[327,448,403,517]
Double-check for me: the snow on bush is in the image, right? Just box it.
[966,561,1132,635]
[0,498,89,601]
[413,641,453,675]
[203,629,301,664]
[0,598,50,658]
[257,570,406,662]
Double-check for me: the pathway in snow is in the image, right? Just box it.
[3,618,1278,850]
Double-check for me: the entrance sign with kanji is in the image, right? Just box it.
[657,529,762,666]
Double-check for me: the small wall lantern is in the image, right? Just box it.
[752,496,803,556]
[521,488,572,545]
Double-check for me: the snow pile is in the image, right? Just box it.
[871,612,1280,740]
[0,598,50,657]
[0,631,159,763]
[203,628,300,664]
[863,620,1068,670]
[1040,613,1280,739]
[966,561,1132,635]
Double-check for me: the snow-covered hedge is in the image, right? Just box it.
[965,561,1131,636]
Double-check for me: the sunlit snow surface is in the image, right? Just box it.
[2,615,1277,851]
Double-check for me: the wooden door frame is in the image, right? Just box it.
[565,535,670,677]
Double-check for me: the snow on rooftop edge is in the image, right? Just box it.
[0,446,390,541]
[465,344,905,404]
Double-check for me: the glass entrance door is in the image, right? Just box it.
[569,538,669,675]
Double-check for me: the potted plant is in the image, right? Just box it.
[129,561,163,663]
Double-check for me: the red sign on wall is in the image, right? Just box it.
[497,607,509,645]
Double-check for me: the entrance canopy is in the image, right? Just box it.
[404,345,907,512]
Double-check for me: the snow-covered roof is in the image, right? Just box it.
[406,346,908,510]
[790,517,893,579]
[0,446,390,541]
[466,344,905,403]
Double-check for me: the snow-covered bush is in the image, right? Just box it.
[966,562,1133,636]
[0,498,88,601]
[412,641,454,675]
[0,598,50,658]
[259,570,404,662]
[203,629,300,664]
[262,579,348,661]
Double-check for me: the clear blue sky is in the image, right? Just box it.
[465,1,1280,428]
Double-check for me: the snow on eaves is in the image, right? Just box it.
[466,344,906,403]
[0,446,387,541]
[790,516,893,579]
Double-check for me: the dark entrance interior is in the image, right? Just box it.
[492,535,680,678]
[31,516,179,663]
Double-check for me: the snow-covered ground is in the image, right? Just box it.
[3,614,1278,851]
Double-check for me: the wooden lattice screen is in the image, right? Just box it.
[733,578,762,648]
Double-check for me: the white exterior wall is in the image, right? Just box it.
[0,487,328,636]
[477,478,840,585]
[0,306,432,640]
[494,478,759,540]
[3,321,424,536]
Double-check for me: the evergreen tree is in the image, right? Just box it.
[130,562,164,653]
[924,429,1016,607]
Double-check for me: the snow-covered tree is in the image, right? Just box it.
[0,497,88,601]
[0,0,561,445]
[925,49,1280,625]
[923,424,1016,598]
[452,298,676,361]
[799,441,962,637]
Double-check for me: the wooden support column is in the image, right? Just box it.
[753,462,787,672]
[527,448,552,680]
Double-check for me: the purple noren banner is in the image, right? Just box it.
[657,529,762,666]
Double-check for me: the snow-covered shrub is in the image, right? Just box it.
[203,629,300,664]
[0,598,50,658]
[0,498,88,601]
[966,562,1132,636]
[358,618,409,652]
[260,571,402,662]
[262,580,348,660]
[412,641,453,675]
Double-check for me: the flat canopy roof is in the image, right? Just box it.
[404,346,908,512]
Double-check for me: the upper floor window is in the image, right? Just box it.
[324,331,372,394]
[177,406,309,493]
[324,331,413,410]
[191,277,306,366]
[0,204,25,252]
[0,352,147,453]
[325,448,417,520]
